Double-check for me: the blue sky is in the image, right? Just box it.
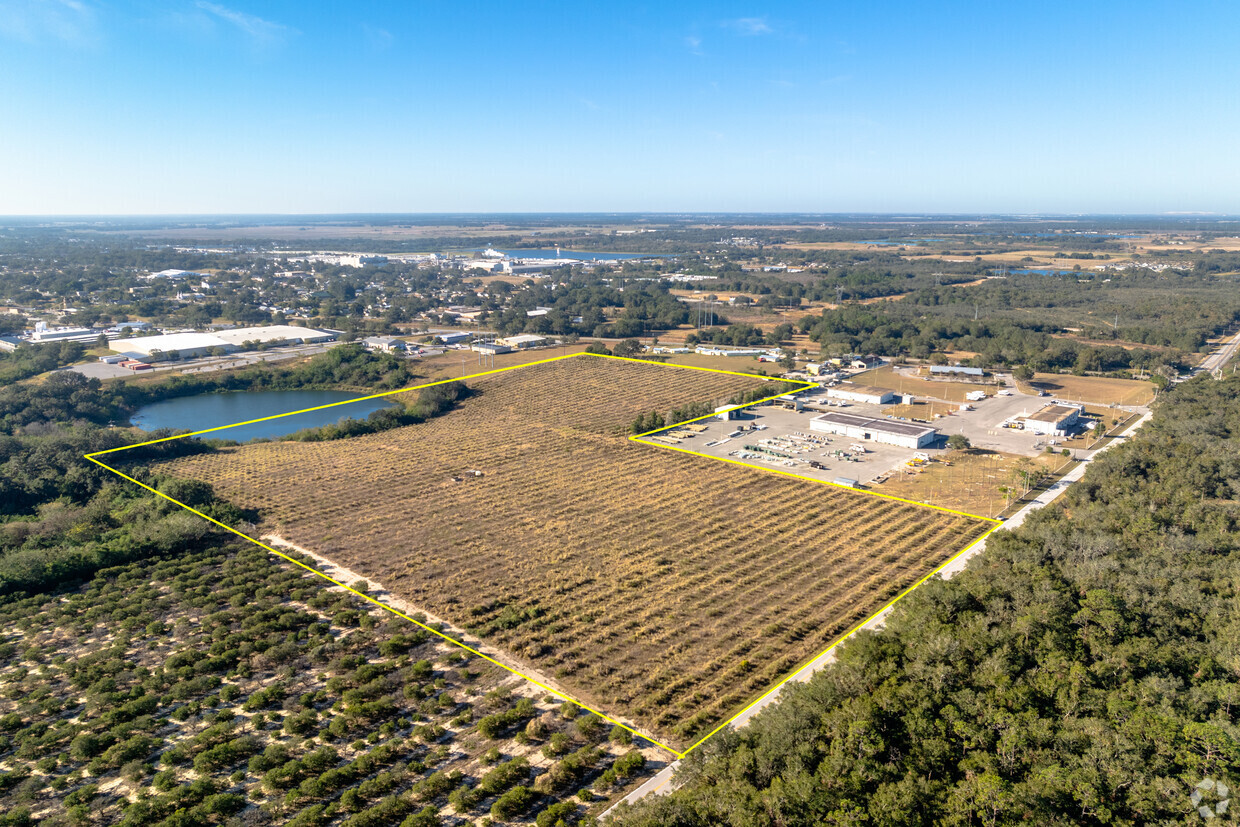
[1,0,1238,214]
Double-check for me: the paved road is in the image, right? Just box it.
[1196,330,1240,375]
[602,409,1157,822]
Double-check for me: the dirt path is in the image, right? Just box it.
[262,534,666,746]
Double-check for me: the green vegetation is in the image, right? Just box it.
[613,374,1240,826]
[798,273,1240,373]
[0,542,621,825]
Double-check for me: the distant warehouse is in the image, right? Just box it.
[112,325,333,361]
[810,411,939,449]
[498,334,548,349]
[826,382,897,405]
[1021,403,1083,436]
[211,325,335,346]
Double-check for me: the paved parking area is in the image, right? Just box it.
[678,407,930,486]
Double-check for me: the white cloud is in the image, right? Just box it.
[685,34,703,55]
[0,0,98,44]
[722,17,772,36]
[195,1,296,47]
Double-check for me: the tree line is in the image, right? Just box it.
[612,373,1240,826]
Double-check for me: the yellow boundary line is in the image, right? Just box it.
[678,520,1001,755]
[85,350,1000,758]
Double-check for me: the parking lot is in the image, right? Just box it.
[656,381,1142,491]
[673,406,933,487]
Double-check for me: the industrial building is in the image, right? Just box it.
[361,336,406,353]
[1021,403,1083,436]
[112,332,236,360]
[211,325,334,346]
[810,412,939,449]
[434,331,472,345]
[472,342,513,355]
[826,382,897,405]
[112,325,334,361]
[498,334,547,349]
[851,354,884,370]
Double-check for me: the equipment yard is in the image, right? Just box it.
[134,355,994,751]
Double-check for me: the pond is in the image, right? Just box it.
[130,389,397,441]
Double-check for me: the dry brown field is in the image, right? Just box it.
[139,355,993,750]
[873,449,1069,517]
[1017,372,1157,406]
[882,400,960,420]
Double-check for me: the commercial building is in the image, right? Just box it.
[362,336,406,353]
[1021,403,1083,436]
[29,325,100,344]
[212,325,335,346]
[851,354,884,370]
[826,382,897,405]
[472,342,513,355]
[112,332,236,360]
[810,412,939,449]
[498,334,547,349]
[434,331,472,345]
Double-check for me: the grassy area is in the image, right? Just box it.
[873,449,1068,518]
[141,355,992,749]
[882,400,961,420]
[655,352,778,375]
[1017,372,1157,406]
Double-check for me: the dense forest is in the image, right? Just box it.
[611,373,1240,826]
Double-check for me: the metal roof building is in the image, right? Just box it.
[498,334,548,349]
[826,382,897,405]
[1021,403,1083,436]
[930,365,985,377]
[112,332,235,359]
[810,411,939,449]
[212,325,335,345]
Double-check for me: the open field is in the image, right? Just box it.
[882,400,961,420]
[0,543,660,827]
[1017,372,1157,406]
[873,449,1070,516]
[653,352,781,375]
[134,355,993,750]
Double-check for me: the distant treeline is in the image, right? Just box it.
[613,373,1240,826]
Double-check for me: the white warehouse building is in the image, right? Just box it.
[1021,403,1084,436]
[211,325,335,346]
[810,411,939,449]
[826,382,897,405]
[112,332,236,360]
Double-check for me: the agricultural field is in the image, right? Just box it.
[0,542,659,827]
[1017,372,1157,406]
[134,355,994,750]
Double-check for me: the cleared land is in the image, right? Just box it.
[138,355,993,750]
[873,449,1071,517]
[1017,372,1157,406]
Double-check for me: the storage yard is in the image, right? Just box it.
[140,355,994,750]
